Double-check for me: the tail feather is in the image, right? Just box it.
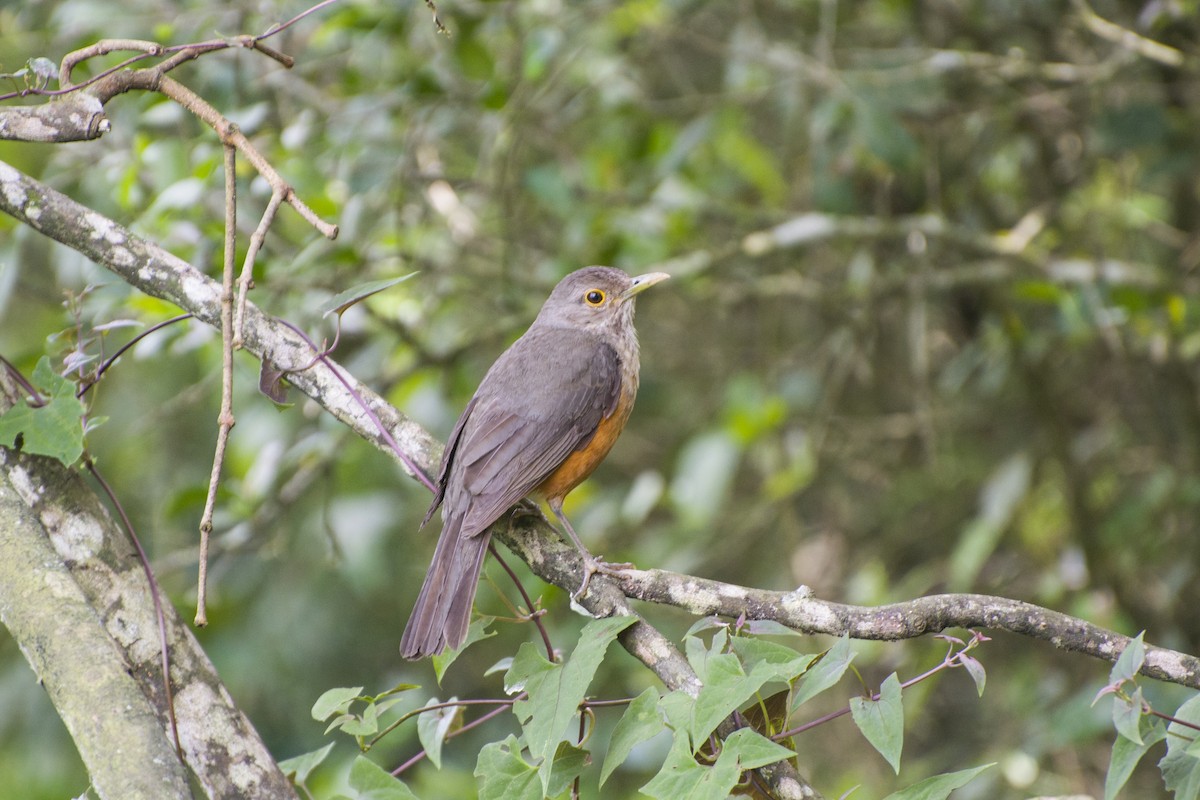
[401,514,490,659]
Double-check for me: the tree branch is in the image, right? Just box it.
[0,451,192,800]
[0,90,110,142]
[0,442,299,799]
[616,570,1200,689]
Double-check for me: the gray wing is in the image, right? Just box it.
[444,327,623,537]
[421,395,477,527]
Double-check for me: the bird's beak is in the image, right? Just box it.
[621,272,670,301]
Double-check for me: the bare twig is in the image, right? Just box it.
[196,143,239,628]
[488,542,555,661]
[156,77,338,239]
[774,633,988,740]
[59,39,163,89]
[424,0,451,36]
[77,313,193,398]
[2,0,342,103]
[1071,0,1184,67]
[234,190,285,349]
[392,697,519,776]
[274,318,437,493]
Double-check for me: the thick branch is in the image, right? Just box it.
[0,158,431,474]
[0,452,191,800]
[617,570,1200,689]
[0,91,110,142]
[0,443,299,798]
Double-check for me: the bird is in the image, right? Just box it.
[400,266,669,659]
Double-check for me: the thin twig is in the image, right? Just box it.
[392,694,524,776]
[233,190,285,348]
[423,0,450,35]
[1,0,342,102]
[59,39,163,89]
[266,0,345,39]
[77,313,193,398]
[275,319,436,492]
[84,458,183,759]
[157,77,337,239]
[488,543,554,661]
[368,697,515,750]
[572,710,587,800]
[773,637,983,741]
[196,143,239,627]
[1071,0,1184,67]
[0,355,42,403]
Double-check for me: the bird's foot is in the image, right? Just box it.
[572,555,635,600]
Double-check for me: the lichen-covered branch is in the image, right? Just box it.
[0,441,299,799]
[0,91,110,141]
[617,569,1200,689]
[0,452,191,800]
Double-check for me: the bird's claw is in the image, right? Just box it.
[571,555,635,600]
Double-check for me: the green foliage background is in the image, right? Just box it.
[2,0,1200,797]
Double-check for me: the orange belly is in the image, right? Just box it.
[536,389,635,502]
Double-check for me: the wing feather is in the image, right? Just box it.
[440,327,622,537]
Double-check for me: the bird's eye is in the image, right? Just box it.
[584,289,606,306]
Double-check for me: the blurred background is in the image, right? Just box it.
[2,0,1199,796]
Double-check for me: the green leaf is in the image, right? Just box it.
[791,635,854,712]
[312,686,364,721]
[729,637,818,683]
[339,700,379,737]
[1106,716,1167,800]
[545,741,590,798]
[475,735,542,800]
[740,619,803,637]
[642,727,790,800]
[1111,632,1146,684]
[717,727,796,770]
[347,755,420,800]
[507,615,636,794]
[416,697,461,770]
[601,687,665,786]
[850,673,904,774]
[658,689,696,731]
[640,731,740,800]
[278,742,335,783]
[879,763,994,800]
[684,616,727,638]
[689,650,790,748]
[685,627,728,683]
[958,654,986,697]
[504,643,558,697]
[320,273,418,318]
[1160,694,1200,797]
[1112,685,1145,745]
[370,681,421,702]
[0,357,86,465]
[324,713,356,735]
[433,616,495,683]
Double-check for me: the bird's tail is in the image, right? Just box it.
[400,514,490,659]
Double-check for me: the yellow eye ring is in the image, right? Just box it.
[584,289,606,306]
